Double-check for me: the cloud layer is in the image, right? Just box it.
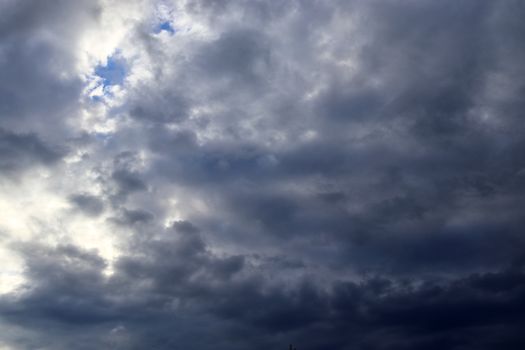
[1,1,525,349]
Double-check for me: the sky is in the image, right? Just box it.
[1,0,525,349]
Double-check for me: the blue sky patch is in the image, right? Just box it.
[154,21,175,35]
[94,55,127,87]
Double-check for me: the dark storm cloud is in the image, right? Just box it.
[3,0,525,349]
[0,128,64,174]
[111,208,154,226]
[112,169,147,195]
[2,237,525,350]
[0,0,97,178]
[142,0,525,274]
[195,28,272,89]
[69,193,105,217]
[0,225,251,349]
[129,90,189,123]
[0,0,99,137]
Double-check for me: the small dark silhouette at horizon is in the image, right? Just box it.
[289,345,297,350]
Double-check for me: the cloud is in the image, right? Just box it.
[0,128,64,175]
[1,0,525,349]
[0,0,99,137]
[2,237,525,349]
[69,193,105,217]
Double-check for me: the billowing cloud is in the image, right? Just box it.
[1,1,525,349]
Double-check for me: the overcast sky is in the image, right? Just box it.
[1,0,525,349]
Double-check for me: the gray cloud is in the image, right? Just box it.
[2,0,525,349]
[69,193,105,217]
[0,128,64,174]
[0,0,98,135]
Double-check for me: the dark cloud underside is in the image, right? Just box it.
[1,1,525,349]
